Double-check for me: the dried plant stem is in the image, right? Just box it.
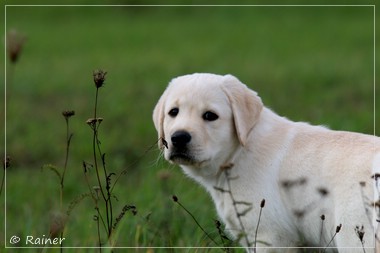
[89,73,116,248]
[92,87,112,236]
[215,220,232,252]
[322,224,342,253]
[93,88,106,202]
[318,215,325,253]
[223,169,251,248]
[253,199,265,253]
[61,115,73,208]
[85,70,136,250]
[83,170,108,234]
[59,111,74,253]
[172,195,219,246]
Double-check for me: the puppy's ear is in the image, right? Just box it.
[153,89,168,149]
[222,75,263,147]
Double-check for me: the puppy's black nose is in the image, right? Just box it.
[171,131,191,148]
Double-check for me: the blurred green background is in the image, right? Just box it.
[2,2,377,252]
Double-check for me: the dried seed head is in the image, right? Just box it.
[93,69,107,88]
[355,225,365,242]
[172,195,178,202]
[336,224,342,233]
[86,118,97,125]
[320,214,325,221]
[260,199,266,208]
[86,118,103,126]
[62,110,75,119]
[7,29,27,63]
[86,118,98,129]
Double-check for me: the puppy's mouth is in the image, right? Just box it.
[169,151,195,165]
[169,150,210,167]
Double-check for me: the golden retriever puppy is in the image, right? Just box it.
[153,73,379,252]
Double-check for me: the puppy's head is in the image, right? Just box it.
[153,73,263,171]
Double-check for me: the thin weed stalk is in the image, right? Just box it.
[41,111,74,253]
[172,195,219,247]
[83,70,110,249]
[322,224,341,253]
[215,163,251,248]
[61,110,75,208]
[253,199,265,253]
[215,219,233,252]
[86,70,137,250]
[354,225,366,253]
[60,110,74,253]
[318,214,325,253]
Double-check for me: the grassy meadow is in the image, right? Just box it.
[2,3,376,252]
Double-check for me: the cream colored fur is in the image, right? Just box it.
[153,73,379,252]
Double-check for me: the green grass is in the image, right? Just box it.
[2,4,376,252]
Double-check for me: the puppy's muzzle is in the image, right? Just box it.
[171,130,192,149]
[169,131,196,165]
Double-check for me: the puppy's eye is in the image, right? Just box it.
[168,108,179,117]
[203,111,219,121]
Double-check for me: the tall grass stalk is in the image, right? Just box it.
[172,195,219,247]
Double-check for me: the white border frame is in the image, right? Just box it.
[4,3,376,251]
